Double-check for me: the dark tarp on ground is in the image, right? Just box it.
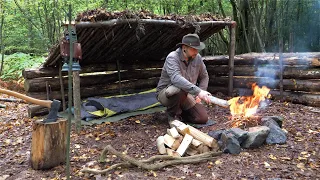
[80,89,160,121]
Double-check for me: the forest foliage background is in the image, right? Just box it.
[0,0,319,80]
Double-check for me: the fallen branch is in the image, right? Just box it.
[0,104,6,108]
[81,145,222,175]
[0,98,25,103]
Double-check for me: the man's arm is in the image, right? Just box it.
[197,58,209,91]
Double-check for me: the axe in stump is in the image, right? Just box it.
[0,88,61,123]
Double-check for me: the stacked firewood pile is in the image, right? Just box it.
[75,9,225,23]
[156,120,219,157]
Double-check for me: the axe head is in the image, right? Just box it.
[43,100,61,123]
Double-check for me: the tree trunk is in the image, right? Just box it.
[0,7,4,76]
[30,119,67,170]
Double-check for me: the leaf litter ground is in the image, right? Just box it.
[0,82,319,179]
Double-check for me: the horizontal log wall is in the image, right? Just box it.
[204,52,320,107]
[23,62,162,117]
[24,52,320,117]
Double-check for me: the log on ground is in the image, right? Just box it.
[209,76,320,92]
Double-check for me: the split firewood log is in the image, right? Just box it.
[156,136,166,154]
[163,134,183,150]
[176,134,193,156]
[167,127,180,138]
[170,120,219,149]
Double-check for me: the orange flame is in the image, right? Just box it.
[228,83,270,118]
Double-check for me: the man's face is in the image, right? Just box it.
[185,46,198,61]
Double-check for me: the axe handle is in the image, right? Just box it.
[0,88,52,108]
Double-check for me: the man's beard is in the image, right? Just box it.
[187,56,194,61]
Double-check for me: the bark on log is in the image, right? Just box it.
[209,76,320,92]
[0,98,25,103]
[27,78,159,100]
[30,119,67,170]
[203,53,320,67]
[23,61,163,79]
[28,105,49,118]
[24,69,161,92]
[207,65,320,79]
[270,90,320,107]
[207,86,320,107]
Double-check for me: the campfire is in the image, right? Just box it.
[155,83,287,156]
[227,83,271,128]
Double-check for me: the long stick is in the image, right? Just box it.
[0,8,4,75]
[66,4,73,180]
[228,22,236,97]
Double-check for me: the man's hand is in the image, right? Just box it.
[195,96,201,103]
[197,90,212,104]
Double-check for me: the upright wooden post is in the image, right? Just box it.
[228,21,236,97]
[73,71,81,133]
[59,61,66,111]
[279,38,284,101]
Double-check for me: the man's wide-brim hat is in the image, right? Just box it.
[177,34,205,50]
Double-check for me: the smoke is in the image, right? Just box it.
[254,61,280,89]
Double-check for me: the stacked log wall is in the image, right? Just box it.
[204,53,320,107]
[23,52,320,117]
[22,61,164,117]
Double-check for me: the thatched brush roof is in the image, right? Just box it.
[44,10,233,68]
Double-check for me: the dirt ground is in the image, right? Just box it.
[0,81,319,180]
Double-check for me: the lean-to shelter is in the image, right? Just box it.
[23,10,236,113]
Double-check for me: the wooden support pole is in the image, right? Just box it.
[228,21,236,97]
[59,61,66,111]
[30,119,67,170]
[73,71,81,133]
[279,39,284,102]
[116,59,123,95]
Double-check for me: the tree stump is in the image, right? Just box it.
[30,118,67,170]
